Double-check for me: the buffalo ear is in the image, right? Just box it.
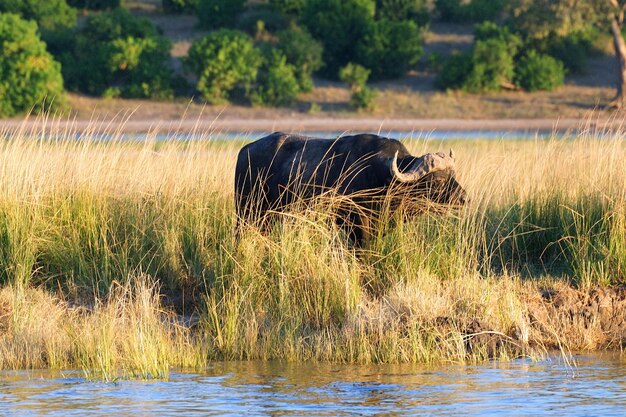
[449,148,455,160]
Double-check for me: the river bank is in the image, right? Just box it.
[0,127,624,379]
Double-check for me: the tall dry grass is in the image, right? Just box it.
[0,117,625,377]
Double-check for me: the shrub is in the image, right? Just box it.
[375,0,429,26]
[530,29,597,74]
[466,0,508,23]
[197,0,245,29]
[356,18,423,80]
[276,27,323,92]
[237,5,289,37]
[269,0,306,17]
[474,21,522,53]
[0,0,76,31]
[0,13,65,116]
[67,0,119,10]
[161,0,198,14]
[59,8,174,99]
[514,50,565,91]
[301,0,375,78]
[249,49,300,107]
[435,0,508,23]
[184,29,261,103]
[339,62,370,87]
[339,63,376,111]
[435,51,472,90]
[463,38,516,92]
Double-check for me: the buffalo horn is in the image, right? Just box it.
[390,151,455,183]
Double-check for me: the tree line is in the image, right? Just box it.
[1,0,626,117]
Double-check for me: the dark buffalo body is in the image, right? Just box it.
[235,132,467,243]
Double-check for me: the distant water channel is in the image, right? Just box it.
[1,353,624,416]
[73,129,559,143]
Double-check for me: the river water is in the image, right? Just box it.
[1,353,624,416]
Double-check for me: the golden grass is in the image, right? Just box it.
[0,116,625,378]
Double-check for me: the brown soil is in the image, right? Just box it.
[464,285,626,357]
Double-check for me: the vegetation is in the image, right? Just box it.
[514,50,565,91]
[67,0,120,10]
[435,0,508,23]
[57,8,174,99]
[185,29,261,103]
[249,49,300,106]
[0,13,65,116]
[275,27,323,92]
[339,63,377,110]
[196,0,245,29]
[356,18,423,80]
[0,0,76,31]
[437,21,567,93]
[375,0,429,25]
[0,120,625,379]
[269,0,306,18]
[161,0,198,14]
[301,0,376,78]
[0,0,617,114]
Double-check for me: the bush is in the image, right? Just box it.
[162,0,198,14]
[269,0,306,17]
[514,50,565,91]
[0,13,65,116]
[249,49,300,107]
[435,51,472,90]
[276,27,323,92]
[435,0,508,23]
[356,18,423,80]
[529,29,597,74]
[237,5,289,37]
[197,0,245,29]
[466,0,508,23]
[375,0,429,26]
[0,0,76,31]
[463,38,516,92]
[67,0,119,10]
[59,8,174,99]
[301,0,375,78]
[474,21,522,53]
[185,29,261,103]
[339,63,376,111]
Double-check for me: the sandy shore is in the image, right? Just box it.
[0,116,618,135]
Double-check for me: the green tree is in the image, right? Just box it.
[356,18,423,80]
[197,0,245,29]
[514,50,565,91]
[0,0,76,31]
[161,0,198,13]
[59,8,174,99]
[339,63,376,110]
[509,0,626,108]
[250,49,301,106]
[463,37,516,92]
[0,13,65,116]
[185,29,261,103]
[436,0,508,23]
[375,0,429,25]
[67,0,119,10]
[275,27,323,91]
[269,0,306,17]
[301,0,375,78]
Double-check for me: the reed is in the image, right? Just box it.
[0,116,625,378]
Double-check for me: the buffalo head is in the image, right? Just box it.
[390,149,467,206]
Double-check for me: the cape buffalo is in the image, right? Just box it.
[235,132,467,244]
